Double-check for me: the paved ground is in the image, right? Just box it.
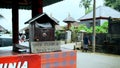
[61,43,120,68]
[77,51,120,68]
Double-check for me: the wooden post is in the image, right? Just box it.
[12,0,19,51]
[29,0,43,53]
[32,0,43,17]
[108,17,112,33]
[92,0,96,52]
[67,23,71,30]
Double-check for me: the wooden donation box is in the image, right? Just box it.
[25,13,60,53]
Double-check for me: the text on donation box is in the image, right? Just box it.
[31,41,60,53]
[0,54,41,68]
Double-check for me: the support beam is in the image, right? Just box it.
[29,0,43,53]
[12,0,19,51]
[32,0,43,17]
[67,23,71,30]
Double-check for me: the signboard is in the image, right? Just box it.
[31,41,60,53]
[0,54,41,68]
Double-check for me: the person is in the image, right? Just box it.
[20,33,26,42]
[82,33,90,52]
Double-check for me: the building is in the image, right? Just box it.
[25,13,58,41]
[78,6,120,28]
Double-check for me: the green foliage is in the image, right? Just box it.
[55,30,65,40]
[55,22,108,41]
[55,30,60,36]
[58,21,108,41]
[85,7,93,14]
[70,24,88,32]
[96,26,106,33]
[86,27,92,33]
[79,0,92,14]
[105,0,120,11]
[101,21,108,29]
[70,21,108,33]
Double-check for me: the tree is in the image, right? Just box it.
[79,0,92,14]
[105,0,120,11]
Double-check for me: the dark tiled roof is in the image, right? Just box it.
[25,13,59,25]
[63,14,76,23]
[71,22,79,27]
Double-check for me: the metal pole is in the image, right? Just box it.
[92,0,96,52]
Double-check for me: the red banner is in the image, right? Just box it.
[0,54,41,68]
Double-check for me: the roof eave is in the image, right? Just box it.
[80,17,109,21]
[25,13,45,24]
[25,13,59,25]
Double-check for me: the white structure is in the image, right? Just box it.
[66,30,72,43]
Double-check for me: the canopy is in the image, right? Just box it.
[0,0,63,9]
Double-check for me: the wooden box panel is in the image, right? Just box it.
[34,28,55,41]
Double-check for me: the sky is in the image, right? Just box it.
[0,0,104,32]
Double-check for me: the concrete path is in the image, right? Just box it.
[77,51,120,68]
[61,43,120,68]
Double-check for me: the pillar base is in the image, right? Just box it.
[12,44,29,53]
[12,44,20,52]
